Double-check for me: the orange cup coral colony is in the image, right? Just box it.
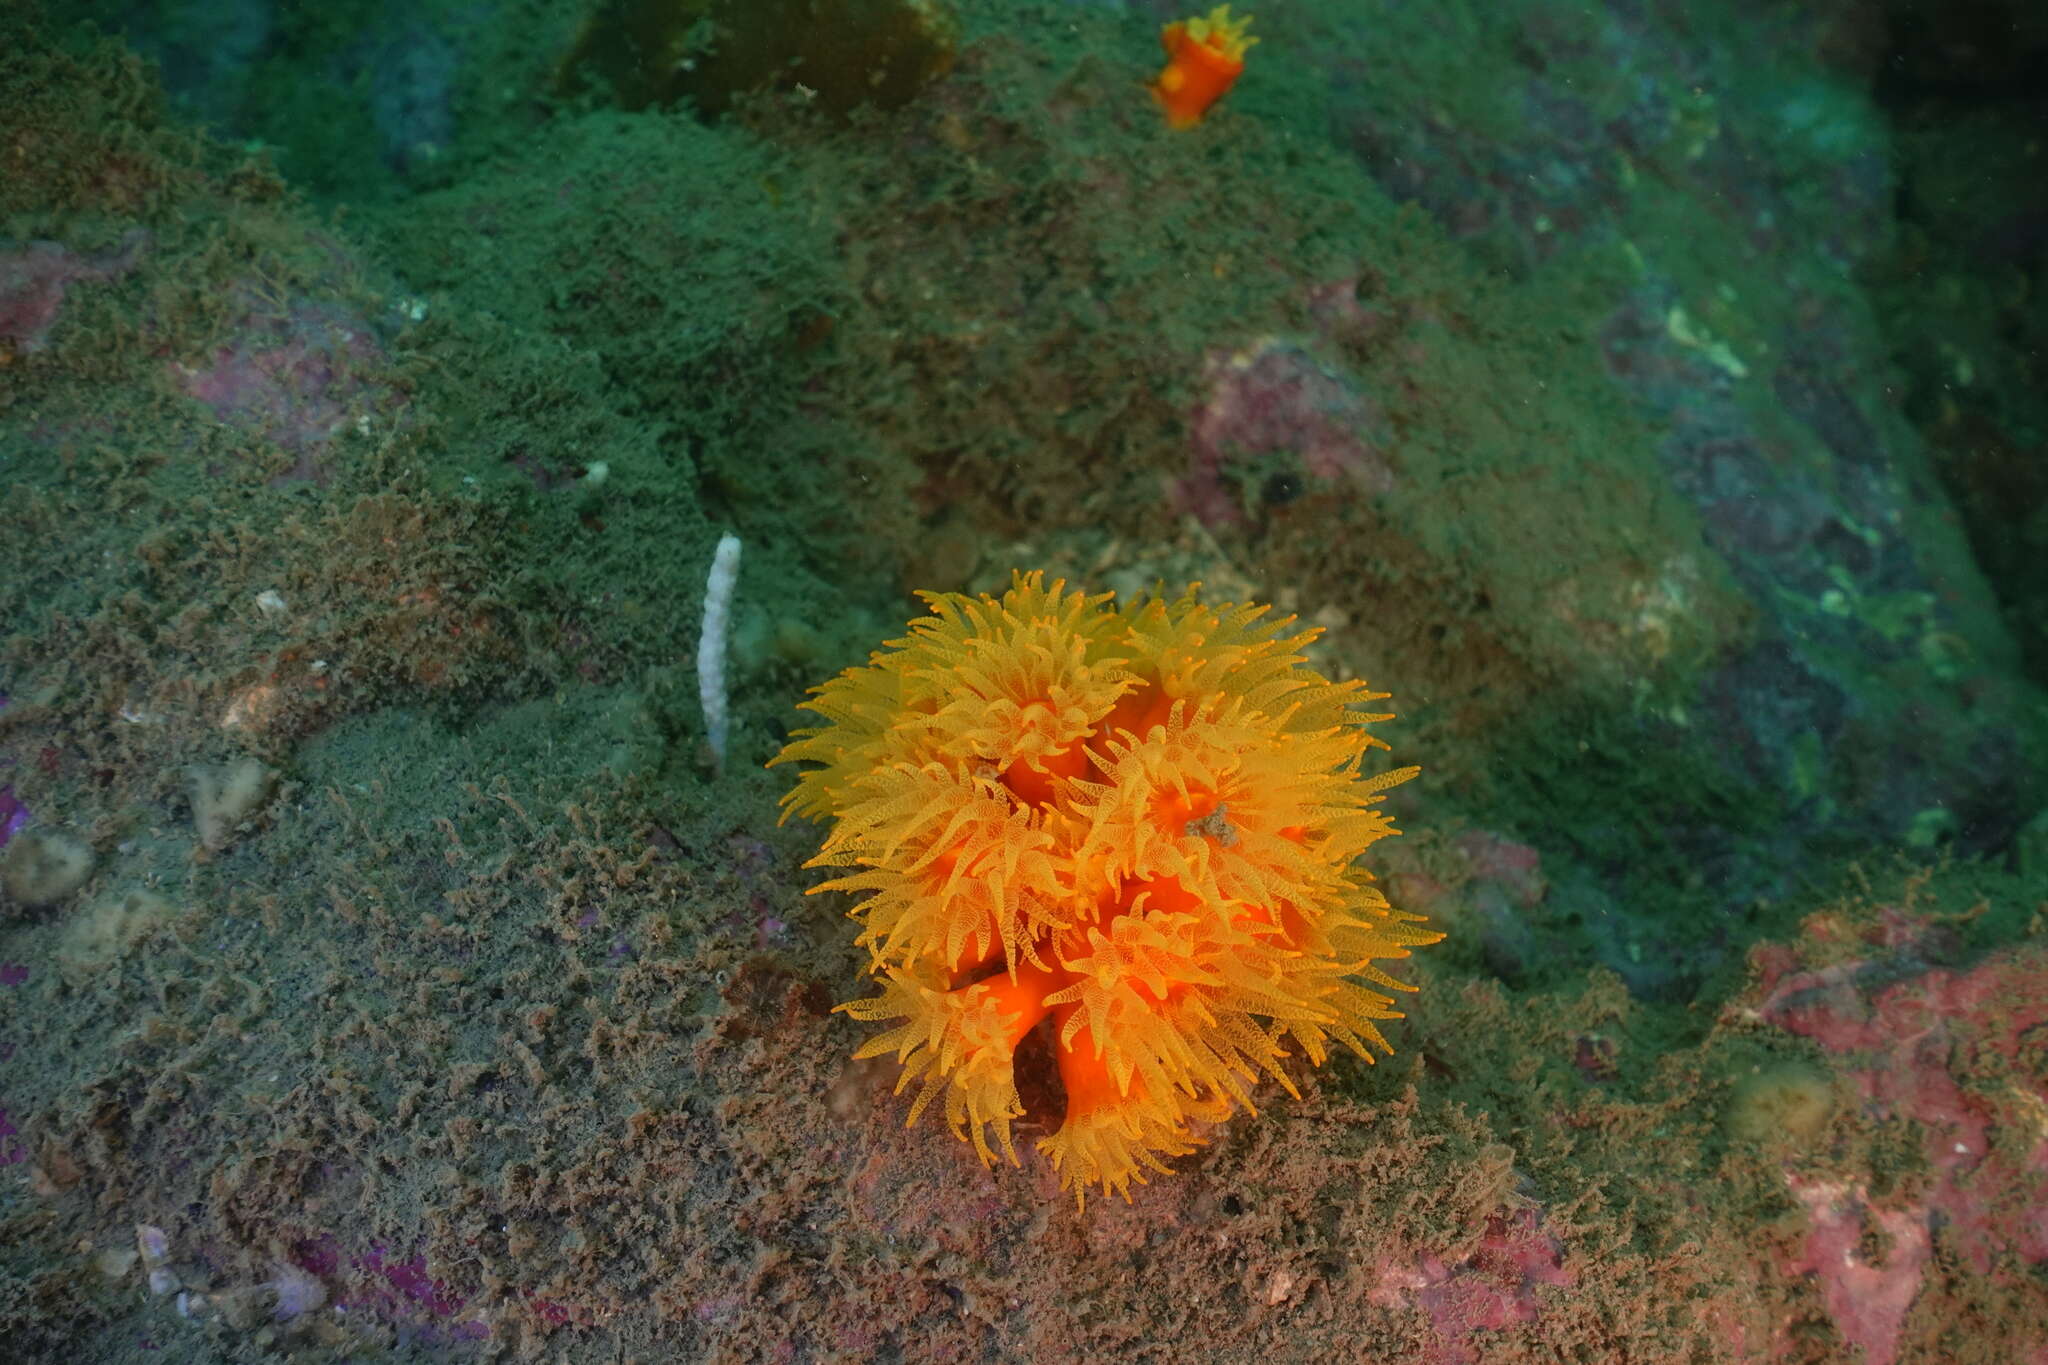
[772,574,1441,1201]
[1150,6,1258,129]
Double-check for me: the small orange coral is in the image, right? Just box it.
[773,573,1439,1201]
[1150,6,1257,129]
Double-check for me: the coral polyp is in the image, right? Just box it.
[774,573,1440,1200]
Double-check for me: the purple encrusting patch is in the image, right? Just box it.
[0,786,26,849]
[0,1106,26,1166]
[291,1236,341,1277]
[0,693,22,850]
[285,1236,514,1341]
[353,1245,490,1340]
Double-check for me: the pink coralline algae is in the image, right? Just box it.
[169,293,405,483]
[1743,908,2048,1365]
[1452,830,1548,909]
[1388,827,1550,983]
[1781,1176,1931,1365]
[1169,336,1394,529]
[1369,1208,1574,1365]
[0,230,148,354]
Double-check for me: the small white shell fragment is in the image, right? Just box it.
[255,589,288,617]
[136,1224,169,1266]
[137,1223,180,1293]
[268,1260,327,1319]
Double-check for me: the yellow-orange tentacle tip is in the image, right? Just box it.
[1151,6,1257,129]
[772,572,1440,1203]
